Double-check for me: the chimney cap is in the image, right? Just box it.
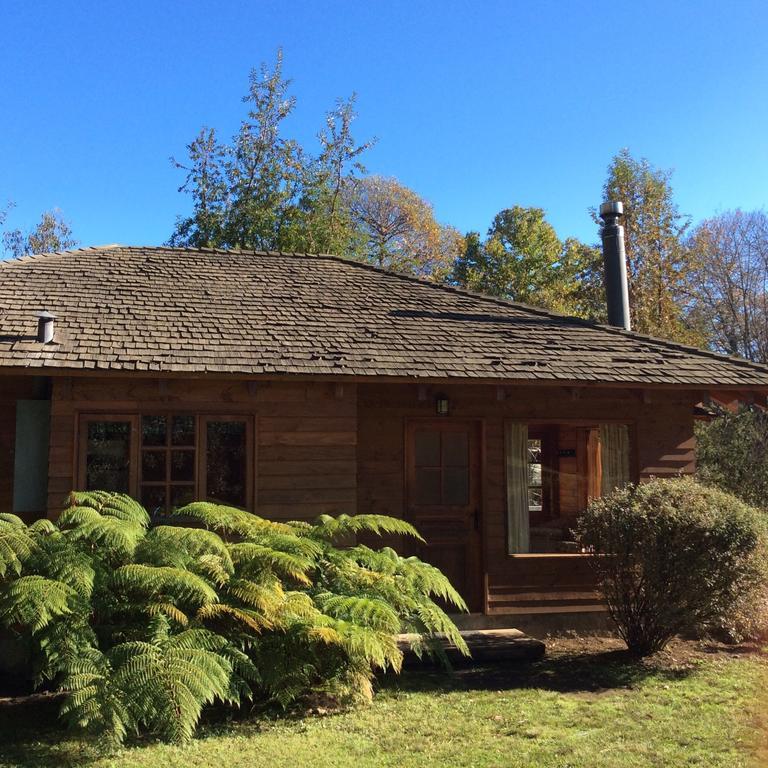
[599,201,624,219]
[36,310,56,320]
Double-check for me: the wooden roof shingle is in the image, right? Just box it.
[1,245,767,388]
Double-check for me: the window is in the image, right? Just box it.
[82,418,134,492]
[78,413,252,513]
[506,421,633,554]
[527,438,543,514]
[139,415,196,514]
[413,428,470,507]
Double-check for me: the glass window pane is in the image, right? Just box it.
[415,430,441,466]
[86,421,131,492]
[141,415,166,447]
[414,467,441,505]
[443,467,469,506]
[141,450,166,482]
[443,432,468,467]
[141,485,167,515]
[171,450,195,482]
[527,439,542,464]
[206,420,247,507]
[528,463,542,486]
[172,415,195,447]
[528,487,543,512]
[170,485,195,510]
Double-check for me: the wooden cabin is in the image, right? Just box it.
[2,246,767,631]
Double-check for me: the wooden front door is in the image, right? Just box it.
[406,419,482,612]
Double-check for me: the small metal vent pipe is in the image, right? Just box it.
[36,310,56,344]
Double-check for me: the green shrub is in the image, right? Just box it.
[576,478,767,656]
[0,493,467,746]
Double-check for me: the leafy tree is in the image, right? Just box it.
[343,175,464,280]
[0,492,467,746]
[453,206,602,317]
[1,208,77,258]
[696,405,768,509]
[170,50,372,255]
[687,210,768,363]
[598,149,699,343]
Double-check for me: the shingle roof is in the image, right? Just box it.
[1,245,767,387]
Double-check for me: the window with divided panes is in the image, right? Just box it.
[78,413,251,514]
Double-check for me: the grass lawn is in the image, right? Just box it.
[0,638,765,768]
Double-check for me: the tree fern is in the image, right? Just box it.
[0,493,470,745]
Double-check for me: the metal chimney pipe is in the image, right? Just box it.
[36,310,56,344]
[599,201,631,331]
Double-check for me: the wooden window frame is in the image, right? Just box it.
[76,411,255,511]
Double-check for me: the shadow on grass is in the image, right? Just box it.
[380,648,694,697]
[0,650,694,767]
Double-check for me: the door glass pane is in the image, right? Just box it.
[443,467,469,505]
[141,415,166,446]
[171,415,195,446]
[141,450,166,482]
[141,485,166,514]
[414,467,441,505]
[170,450,195,482]
[85,421,131,492]
[415,430,441,466]
[206,420,247,507]
[443,432,468,467]
[170,485,195,509]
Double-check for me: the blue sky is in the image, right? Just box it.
[2,0,767,249]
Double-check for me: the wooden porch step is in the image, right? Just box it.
[398,628,546,665]
[487,585,605,614]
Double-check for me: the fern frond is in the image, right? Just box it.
[146,601,189,627]
[229,542,313,585]
[59,646,129,746]
[315,592,401,634]
[0,575,73,632]
[172,502,294,538]
[225,577,285,617]
[197,603,269,633]
[113,564,218,608]
[58,505,145,561]
[67,491,150,527]
[137,526,233,575]
[109,617,234,743]
[323,617,403,672]
[28,518,57,535]
[0,519,36,578]
[309,514,423,543]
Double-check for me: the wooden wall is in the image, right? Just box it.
[356,382,698,614]
[46,377,357,520]
[33,374,698,616]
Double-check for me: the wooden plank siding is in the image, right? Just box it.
[356,382,698,615]
[45,377,358,520]
[0,374,697,617]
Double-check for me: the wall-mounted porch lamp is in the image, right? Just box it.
[435,395,449,416]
